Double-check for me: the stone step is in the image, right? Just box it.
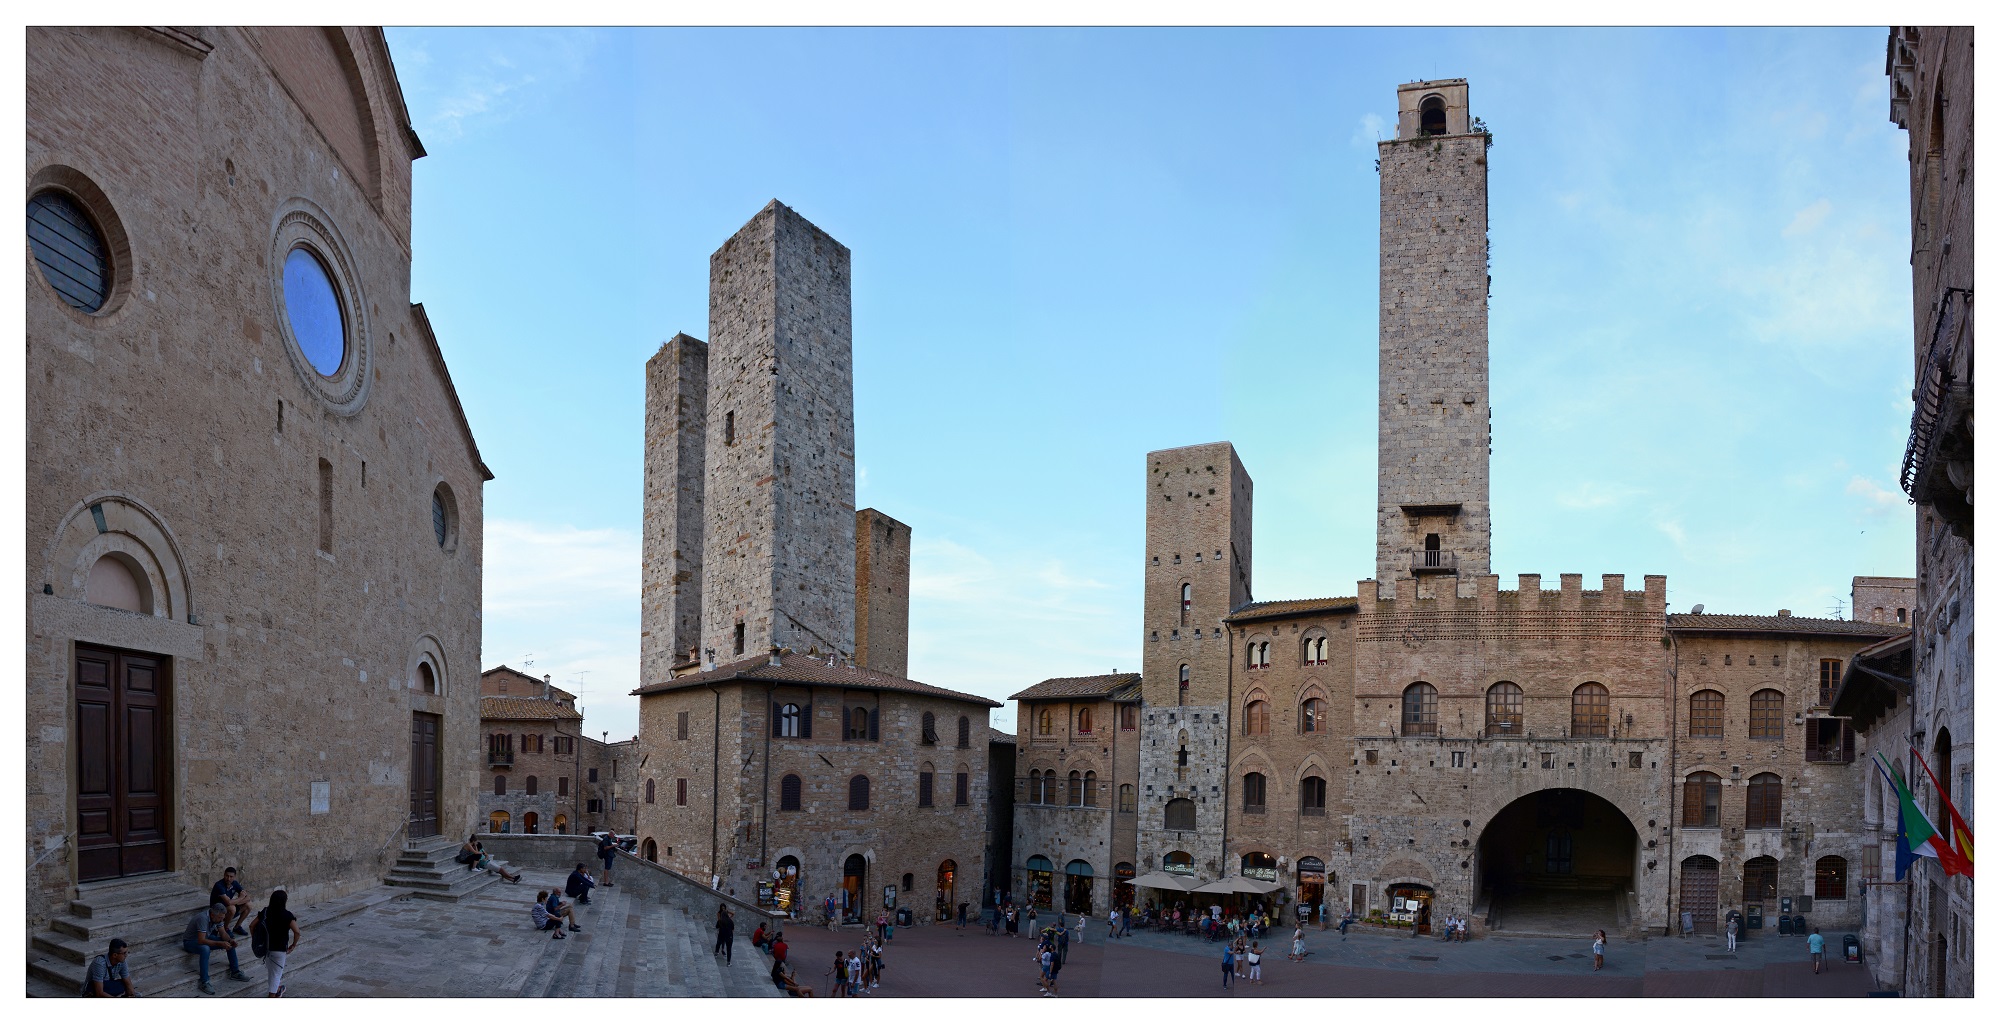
[27,885,407,997]
[70,877,207,918]
[396,868,505,903]
[52,895,213,943]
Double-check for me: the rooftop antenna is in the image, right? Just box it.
[1830,598,1846,620]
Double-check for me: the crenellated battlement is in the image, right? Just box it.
[1359,573,1668,618]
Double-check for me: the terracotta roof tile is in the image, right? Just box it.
[630,654,1001,708]
[1224,597,1358,624]
[479,696,583,721]
[1009,673,1143,701]
[1666,614,1908,637]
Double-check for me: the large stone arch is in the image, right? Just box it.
[1473,786,1643,935]
[45,493,194,621]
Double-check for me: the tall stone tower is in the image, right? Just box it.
[640,333,709,681]
[1375,79,1492,595]
[854,508,911,677]
[1137,442,1252,881]
[700,201,857,663]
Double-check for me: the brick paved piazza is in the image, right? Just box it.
[52,870,1875,998]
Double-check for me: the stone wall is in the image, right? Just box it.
[854,508,910,678]
[25,27,486,927]
[1375,78,1491,588]
[640,334,708,683]
[476,832,782,931]
[700,202,856,663]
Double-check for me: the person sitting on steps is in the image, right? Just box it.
[183,902,249,994]
[530,892,567,939]
[474,845,522,883]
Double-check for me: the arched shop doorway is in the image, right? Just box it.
[1026,856,1055,908]
[1065,860,1095,914]
[1742,856,1778,936]
[522,811,539,834]
[1476,788,1638,934]
[842,854,868,923]
[936,860,957,921]
[773,856,801,918]
[1114,863,1136,910]
[1388,882,1435,934]
[1296,857,1328,921]
[488,811,510,833]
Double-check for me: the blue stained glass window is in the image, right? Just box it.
[283,247,345,376]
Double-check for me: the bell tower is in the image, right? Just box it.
[1375,79,1492,595]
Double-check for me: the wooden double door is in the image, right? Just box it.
[409,712,441,839]
[75,645,172,881]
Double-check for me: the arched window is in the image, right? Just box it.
[1181,583,1192,626]
[488,810,509,833]
[1164,798,1196,831]
[1241,852,1277,880]
[1258,642,1270,668]
[1815,856,1848,900]
[777,703,802,738]
[780,773,802,811]
[1746,772,1783,829]
[1083,770,1098,807]
[1117,783,1136,813]
[1038,708,1054,736]
[921,711,938,745]
[1300,697,1325,734]
[1934,727,1953,812]
[1244,699,1270,736]
[1682,771,1720,827]
[1068,770,1084,806]
[1571,682,1610,737]
[645,778,655,803]
[918,763,935,807]
[1420,94,1447,136]
[1299,775,1327,815]
[1402,682,1438,736]
[849,775,871,811]
[1689,690,1725,738]
[848,706,871,740]
[1027,769,1042,804]
[525,775,539,796]
[418,662,437,694]
[1077,708,1094,734]
[1486,682,1522,736]
[1242,772,1267,812]
[1179,664,1190,691]
[1749,689,1785,739]
[494,775,507,796]
[957,715,971,748]
[1163,850,1194,874]
[1247,642,1259,669]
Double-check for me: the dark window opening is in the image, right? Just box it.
[1419,96,1447,136]
[733,623,746,656]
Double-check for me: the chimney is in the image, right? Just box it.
[1777,609,1792,617]
[543,673,552,698]
[702,648,717,673]
[769,645,782,668]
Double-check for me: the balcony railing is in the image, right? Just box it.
[1410,549,1458,575]
[487,750,514,766]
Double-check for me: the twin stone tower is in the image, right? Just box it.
[641,200,909,685]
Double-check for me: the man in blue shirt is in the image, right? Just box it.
[1807,928,1825,973]
[209,867,250,936]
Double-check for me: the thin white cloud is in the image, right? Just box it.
[481,517,642,741]
[1845,474,1906,517]
[391,29,599,143]
[1555,481,1644,510]
[1782,198,1833,238]
[1350,112,1386,149]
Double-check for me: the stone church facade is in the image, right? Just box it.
[1006,78,1909,942]
[25,27,489,929]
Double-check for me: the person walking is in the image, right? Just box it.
[714,904,736,964]
[249,889,301,997]
[1725,914,1739,952]
[1076,912,1088,943]
[1808,928,1825,974]
[847,949,864,996]
[1592,929,1606,972]
[1006,904,1019,938]
[957,901,969,930]
[1320,898,1331,931]
[1291,925,1308,961]
[827,949,847,998]
[1055,922,1070,968]
[1120,904,1133,937]
[1247,942,1263,985]
[1220,944,1235,990]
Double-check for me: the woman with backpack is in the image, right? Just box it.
[249,889,302,997]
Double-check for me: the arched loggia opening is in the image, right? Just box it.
[1475,788,1639,934]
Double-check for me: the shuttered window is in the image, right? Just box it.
[919,771,934,807]
[1749,689,1785,740]
[780,773,802,811]
[955,771,969,806]
[1689,690,1725,738]
[27,191,109,312]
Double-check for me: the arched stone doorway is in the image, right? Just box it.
[489,811,510,833]
[1296,857,1328,920]
[936,860,957,920]
[1476,788,1638,934]
[642,838,658,862]
[1679,855,1719,934]
[842,854,867,923]
[774,855,801,916]
[522,811,539,834]
[1026,855,1054,908]
[554,814,568,835]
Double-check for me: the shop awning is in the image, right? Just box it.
[1192,875,1285,895]
[1129,870,1202,891]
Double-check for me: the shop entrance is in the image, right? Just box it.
[842,854,867,923]
[1388,883,1435,934]
[1113,862,1136,911]
[1026,855,1054,908]
[936,859,957,920]
[522,811,539,834]
[1064,860,1094,914]
[1296,857,1327,921]
[1742,856,1777,934]
[773,856,801,916]
[1476,788,1637,934]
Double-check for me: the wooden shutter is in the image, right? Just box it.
[868,708,879,741]
[772,704,782,738]
[956,772,969,805]
[800,698,812,739]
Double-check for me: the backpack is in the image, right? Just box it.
[250,912,271,959]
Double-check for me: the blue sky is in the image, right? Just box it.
[383,27,1916,739]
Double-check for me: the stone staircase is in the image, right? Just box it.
[26,872,406,997]
[383,835,502,902]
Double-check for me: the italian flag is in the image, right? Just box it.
[1877,753,1971,878]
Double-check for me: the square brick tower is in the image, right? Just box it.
[1137,442,1252,880]
[640,333,708,683]
[854,507,911,677]
[700,201,857,663]
[1375,80,1492,595]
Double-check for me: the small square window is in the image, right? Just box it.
[1629,751,1643,769]
[1450,751,1465,768]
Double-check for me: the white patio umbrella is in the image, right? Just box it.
[1192,875,1284,895]
[1128,870,1202,892]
